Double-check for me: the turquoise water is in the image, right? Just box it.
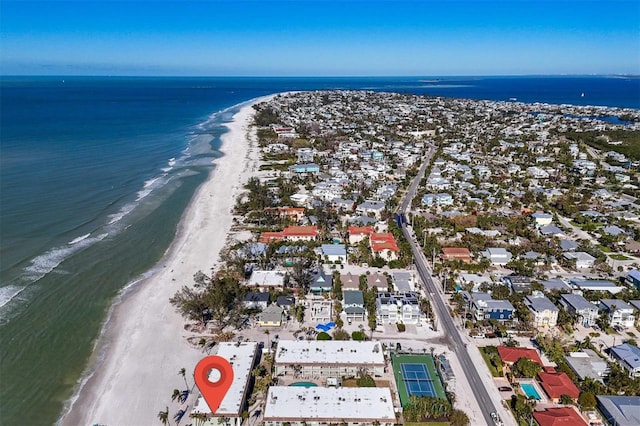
[521,383,541,400]
[289,382,318,387]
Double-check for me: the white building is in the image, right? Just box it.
[273,340,385,379]
[263,386,396,426]
[376,292,421,324]
[600,299,636,329]
[481,247,513,266]
[191,342,259,425]
[563,252,596,269]
[248,270,286,290]
[525,293,559,328]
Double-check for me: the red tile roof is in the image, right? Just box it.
[441,247,472,261]
[348,226,375,236]
[538,371,580,400]
[370,233,399,253]
[497,346,543,365]
[532,407,587,426]
[282,225,318,237]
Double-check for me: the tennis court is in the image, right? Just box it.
[391,354,447,407]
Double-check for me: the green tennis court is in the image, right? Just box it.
[391,354,447,407]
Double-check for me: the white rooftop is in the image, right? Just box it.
[263,386,396,422]
[191,342,257,417]
[274,340,384,366]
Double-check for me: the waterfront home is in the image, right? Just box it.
[310,270,333,294]
[289,163,320,174]
[243,292,270,310]
[260,225,320,243]
[258,304,286,327]
[248,270,286,291]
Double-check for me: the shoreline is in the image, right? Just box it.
[59,94,274,426]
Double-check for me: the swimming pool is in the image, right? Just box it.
[520,383,541,400]
[289,382,318,387]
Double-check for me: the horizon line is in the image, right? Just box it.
[2,73,639,78]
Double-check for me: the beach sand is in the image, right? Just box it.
[60,97,269,426]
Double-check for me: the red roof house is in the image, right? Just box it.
[441,247,472,262]
[532,407,587,426]
[259,225,319,243]
[370,233,400,261]
[497,346,543,366]
[348,226,375,244]
[538,371,580,403]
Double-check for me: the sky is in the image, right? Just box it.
[1,0,639,76]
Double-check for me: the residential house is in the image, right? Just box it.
[626,270,640,290]
[600,299,635,329]
[469,293,515,322]
[392,271,415,292]
[458,273,494,292]
[539,224,566,238]
[503,276,532,293]
[531,212,554,227]
[310,270,333,294]
[596,395,640,426]
[276,296,295,310]
[441,247,472,263]
[355,200,386,219]
[560,293,599,327]
[370,232,400,261]
[320,244,347,264]
[243,292,270,310]
[421,193,454,207]
[258,304,285,327]
[541,278,572,293]
[289,163,320,174]
[375,292,421,324]
[248,270,286,291]
[260,226,319,243]
[563,252,596,269]
[610,343,640,378]
[565,349,610,382]
[481,247,513,266]
[343,290,366,322]
[525,293,559,328]
[340,272,360,291]
[538,370,580,403]
[569,279,624,294]
[367,272,389,292]
[497,346,543,369]
[533,407,588,426]
[348,226,375,244]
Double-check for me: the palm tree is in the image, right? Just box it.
[158,406,169,425]
[189,412,207,426]
[179,390,190,404]
[173,409,186,424]
[178,367,189,389]
[171,388,180,402]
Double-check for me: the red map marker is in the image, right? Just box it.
[194,355,234,414]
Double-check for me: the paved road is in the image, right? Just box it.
[397,147,501,426]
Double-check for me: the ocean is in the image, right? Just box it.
[0,75,638,425]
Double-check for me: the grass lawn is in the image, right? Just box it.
[479,346,503,377]
[597,244,612,253]
[609,254,632,260]
[342,379,357,387]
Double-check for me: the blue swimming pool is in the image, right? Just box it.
[520,383,541,400]
[289,382,318,387]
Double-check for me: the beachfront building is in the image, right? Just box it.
[260,226,319,243]
[560,293,599,327]
[273,340,385,379]
[191,342,259,425]
[343,290,366,322]
[306,298,332,323]
[247,270,286,291]
[348,226,375,244]
[263,386,396,426]
[259,304,286,327]
[525,293,559,328]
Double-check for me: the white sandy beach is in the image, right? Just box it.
[60,96,271,426]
